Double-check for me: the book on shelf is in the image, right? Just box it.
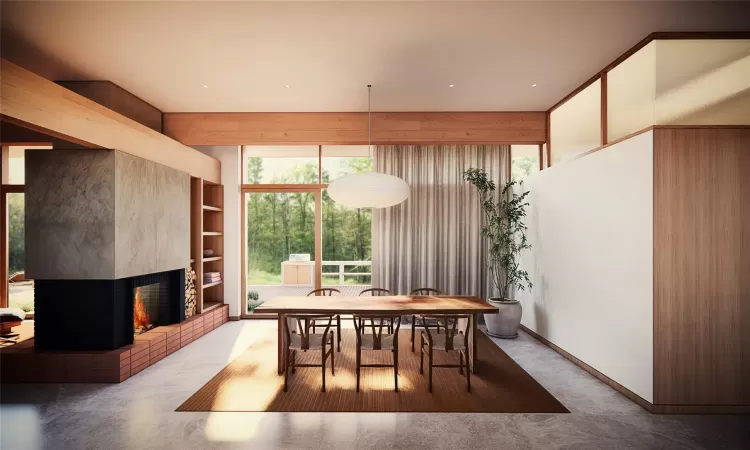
[204,272,222,283]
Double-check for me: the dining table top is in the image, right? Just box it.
[255,295,499,315]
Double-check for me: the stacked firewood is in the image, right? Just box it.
[185,267,197,318]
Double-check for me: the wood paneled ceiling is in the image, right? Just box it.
[1,1,748,113]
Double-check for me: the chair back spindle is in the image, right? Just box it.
[307,288,341,297]
[352,314,402,350]
[420,314,471,350]
[359,288,392,296]
[284,314,334,351]
[409,288,444,296]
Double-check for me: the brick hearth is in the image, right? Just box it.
[0,305,229,383]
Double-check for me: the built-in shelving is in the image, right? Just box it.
[203,280,223,289]
[202,301,223,313]
[190,177,225,314]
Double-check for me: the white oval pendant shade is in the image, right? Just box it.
[327,172,410,208]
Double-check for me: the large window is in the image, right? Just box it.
[321,145,372,182]
[241,145,373,316]
[6,192,32,312]
[2,146,50,312]
[243,146,319,184]
[322,188,372,287]
[511,145,540,181]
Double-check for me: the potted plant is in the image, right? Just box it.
[463,168,532,338]
[247,290,263,314]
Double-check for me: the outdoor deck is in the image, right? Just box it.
[247,284,372,300]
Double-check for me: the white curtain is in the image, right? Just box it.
[372,145,510,299]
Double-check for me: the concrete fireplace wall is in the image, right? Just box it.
[26,149,189,280]
[113,152,190,278]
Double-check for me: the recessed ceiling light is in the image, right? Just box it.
[285,84,291,88]
[449,84,455,88]
[203,85,208,88]
[531,84,537,87]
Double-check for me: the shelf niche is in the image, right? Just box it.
[190,178,225,313]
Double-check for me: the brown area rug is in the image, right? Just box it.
[177,330,568,413]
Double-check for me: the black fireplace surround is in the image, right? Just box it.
[34,270,185,351]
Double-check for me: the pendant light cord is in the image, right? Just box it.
[367,84,372,157]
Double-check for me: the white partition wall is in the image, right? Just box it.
[514,131,654,402]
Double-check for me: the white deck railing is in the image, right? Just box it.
[279,260,371,285]
[322,261,372,285]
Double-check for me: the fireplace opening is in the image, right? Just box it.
[133,282,166,336]
[33,270,185,351]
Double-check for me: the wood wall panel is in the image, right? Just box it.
[653,127,750,406]
[0,59,220,183]
[163,112,546,146]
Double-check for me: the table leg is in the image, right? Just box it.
[277,313,285,375]
[470,313,478,374]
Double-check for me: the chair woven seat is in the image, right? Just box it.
[289,332,332,350]
[423,331,466,351]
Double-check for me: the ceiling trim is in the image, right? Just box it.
[163,111,547,146]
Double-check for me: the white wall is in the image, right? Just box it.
[194,146,242,318]
[515,131,654,402]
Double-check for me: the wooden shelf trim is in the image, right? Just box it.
[203,280,223,289]
[202,256,223,262]
[202,301,223,313]
[203,231,222,236]
[202,205,222,212]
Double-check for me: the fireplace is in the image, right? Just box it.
[34,270,186,351]
[133,281,170,335]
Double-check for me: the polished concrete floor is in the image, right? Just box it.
[1,320,748,449]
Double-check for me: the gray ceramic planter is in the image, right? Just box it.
[484,298,522,339]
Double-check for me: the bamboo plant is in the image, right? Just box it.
[463,168,532,300]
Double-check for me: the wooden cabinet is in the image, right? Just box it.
[281,262,313,285]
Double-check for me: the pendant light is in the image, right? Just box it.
[327,85,410,208]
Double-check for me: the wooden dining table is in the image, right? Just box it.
[255,295,498,375]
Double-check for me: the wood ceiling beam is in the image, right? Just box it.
[0,59,220,183]
[163,112,547,146]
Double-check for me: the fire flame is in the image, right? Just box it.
[134,287,150,329]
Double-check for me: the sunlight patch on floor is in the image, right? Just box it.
[205,412,266,442]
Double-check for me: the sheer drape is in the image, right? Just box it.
[372,145,510,299]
